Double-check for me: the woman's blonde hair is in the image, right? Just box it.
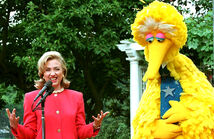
[34,51,70,89]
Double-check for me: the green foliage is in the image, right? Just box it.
[94,116,130,139]
[0,83,24,107]
[93,79,130,139]
[184,10,213,71]
[169,0,212,17]
[0,83,24,137]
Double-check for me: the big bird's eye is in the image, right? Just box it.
[156,33,165,42]
[146,33,154,43]
[146,37,154,43]
[156,37,165,42]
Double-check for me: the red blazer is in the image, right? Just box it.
[11,89,99,139]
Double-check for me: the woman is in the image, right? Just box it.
[6,51,109,139]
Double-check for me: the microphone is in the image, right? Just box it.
[35,87,54,108]
[34,80,52,102]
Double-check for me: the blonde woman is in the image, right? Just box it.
[6,51,109,139]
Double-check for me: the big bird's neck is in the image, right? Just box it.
[166,53,207,81]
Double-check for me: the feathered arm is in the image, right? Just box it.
[167,54,214,138]
[132,79,182,139]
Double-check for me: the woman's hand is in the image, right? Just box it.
[6,108,20,130]
[92,110,109,130]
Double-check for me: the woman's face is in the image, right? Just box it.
[43,59,64,90]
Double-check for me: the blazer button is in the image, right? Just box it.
[57,129,61,133]
[56,110,60,114]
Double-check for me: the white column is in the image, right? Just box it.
[117,40,144,138]
[129,60,141,137]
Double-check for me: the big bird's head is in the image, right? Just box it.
[131,1,187,81]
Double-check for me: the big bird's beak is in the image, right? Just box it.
[146,39,172,80]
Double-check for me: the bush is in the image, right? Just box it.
[0,83,24,139]
[92,79,130,139]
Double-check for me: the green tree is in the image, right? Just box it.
[184,11,213,80]
[0,83,24,138]
[0,0,47,106]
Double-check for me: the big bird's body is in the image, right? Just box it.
[131,1,214,139]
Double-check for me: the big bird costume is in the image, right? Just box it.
[131,1,214,139]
